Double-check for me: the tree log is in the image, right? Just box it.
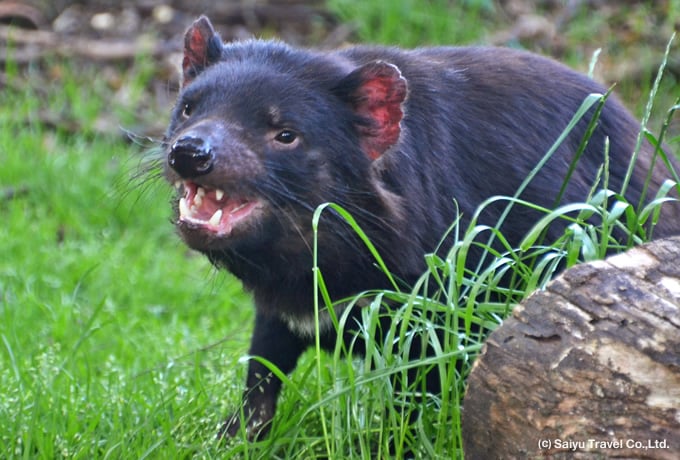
[462,237,680,459]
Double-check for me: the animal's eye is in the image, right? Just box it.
[181,103,193,119]
[274,129,298,145]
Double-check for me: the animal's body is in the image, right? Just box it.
[163,16,679,439]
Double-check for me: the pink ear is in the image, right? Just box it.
[182,16,222,87]
[342,62,408,160]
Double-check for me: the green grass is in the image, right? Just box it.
[1,4,679,460]
[0,64,254,458]
[328,0,495,46]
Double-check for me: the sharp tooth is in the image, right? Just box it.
[209,209,223,227]
[194,187,205,206]
[174,180,182,190]
[179,197,190,217]
[215,189,224,201]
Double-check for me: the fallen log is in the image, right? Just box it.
[0,25,174,63]
[463,237,680,459]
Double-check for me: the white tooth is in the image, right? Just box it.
[179,197,190,217]
[194,187,205,206]
[174,181,182,190]
[215,189,224,201]
[208,209,223,227]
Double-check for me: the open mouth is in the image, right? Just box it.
[175,181,260,236]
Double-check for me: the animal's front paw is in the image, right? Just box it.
[218,405,274,441]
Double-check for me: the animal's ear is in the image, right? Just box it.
[335,61,408,160]
[182,16,223,87]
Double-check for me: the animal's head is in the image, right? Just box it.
[164,16,408,262]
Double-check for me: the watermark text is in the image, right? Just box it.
[538,438,670,451]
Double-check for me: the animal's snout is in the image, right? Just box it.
[168,135,215,178]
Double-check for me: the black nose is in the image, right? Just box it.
[168,135,215,178]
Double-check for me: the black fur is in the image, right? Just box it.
[163,16,679,440]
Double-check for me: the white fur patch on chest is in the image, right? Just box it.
[280,302,352,339]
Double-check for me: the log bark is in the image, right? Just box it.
[462,237,680,459]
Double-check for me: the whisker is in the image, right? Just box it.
[121,126,165,148]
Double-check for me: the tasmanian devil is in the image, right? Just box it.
[162,16,679,440]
